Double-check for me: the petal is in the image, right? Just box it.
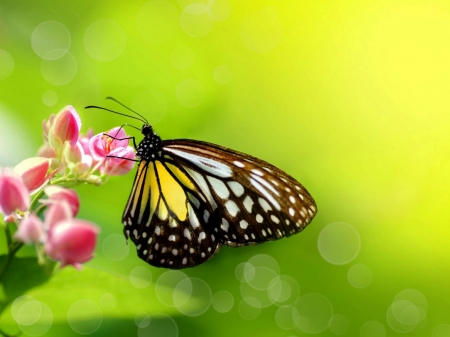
[0,168,30,215]
[14,157,50,193]
[15,213,45,244]
[44,200,73,230]
[103,146,136,176]
[44,186,80,217]
[88,133,108,161]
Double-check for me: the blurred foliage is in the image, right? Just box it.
[1,0,450,336]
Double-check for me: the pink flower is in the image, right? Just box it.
[48,106,82,149]
[14,157,50,193]
[0,168,30,216]
[45,219,99,269]
[78,129,94,156]
[44,200,73,230]
[15,213,44,244]
[103,146,136,176]
[89,127,130,161]
[44,186,80,217]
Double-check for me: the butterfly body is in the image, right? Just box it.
[122,124,317,269]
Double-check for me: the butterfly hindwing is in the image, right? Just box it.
[122,160,221,269]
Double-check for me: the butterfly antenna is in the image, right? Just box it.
[106,97,149,125]
[84,105,147,125]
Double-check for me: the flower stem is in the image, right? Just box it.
[0,224,23,282]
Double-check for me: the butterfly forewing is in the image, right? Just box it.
[163,139,317,247]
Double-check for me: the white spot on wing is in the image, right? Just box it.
[169,235,176,241]
[289,207,295,216]
[240,220,249,229]
[221,218,229,232]
[256,214,263,223]
[251,169,263,176]
[251,178,281,210]
[184,167,217,210]
[188,204,200,229]
[251,173,280,196]
[228,181,245,197]
[258,198,272,213]
[225,200,239,217]
[233,161,245,168]
[165,148,233,178]
[207,175,230,199]
[198,232,206,242]
[243,195,254,213]
[271,215,280,224]
[184,228,192,240]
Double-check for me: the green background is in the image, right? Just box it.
[0,0,449,336]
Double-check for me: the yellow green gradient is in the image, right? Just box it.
[0,0,449,336]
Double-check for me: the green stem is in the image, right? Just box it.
[1,224,20,280]
[30,189,45,210]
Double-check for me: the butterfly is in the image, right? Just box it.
[87,98,317,269]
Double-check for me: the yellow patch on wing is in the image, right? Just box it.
[155,161,188,221]
[131,162,148,218]
[166,163,196,191]
[148,163,159,221]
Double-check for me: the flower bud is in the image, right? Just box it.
[14,157,50,193]
[48,187,80,215]
[0,168,30,216]
[15,213,44,244]
[45,219,99,269]
[44,186,80,216]
[48,106,82,149]
[44,200,73,229]
[63,142,93,174]
[42,114,55,141]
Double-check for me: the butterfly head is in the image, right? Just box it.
[136,124,162,161]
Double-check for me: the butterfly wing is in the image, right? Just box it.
[122,160,222,269]
[163,139,317,248]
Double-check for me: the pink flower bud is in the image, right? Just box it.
[45,219,99,269]
[89,127,129,161]
[42,114,55,141]
[44,200,73,229]
[48,106,82,148]
[45,186,80,216]
[15,213,44,244]
[0,168,30,216]
[14,157,50,193]
[63,142,93,174]
[103,146,136,176]
[37,143,56,159]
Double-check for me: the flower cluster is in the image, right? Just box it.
[0,105,136,269]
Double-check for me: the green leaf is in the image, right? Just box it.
[0,265,192,336]
[0,256,54,313]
